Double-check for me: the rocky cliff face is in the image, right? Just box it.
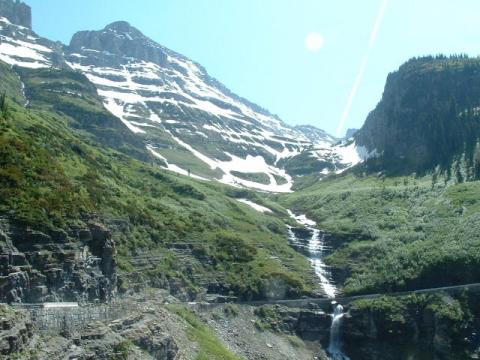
[294,125,337,144]
[345,128,358,139]
[355,56,480,175]
[69,21,170,67]
[0,299,181,359]
[255,304,332,341]
[0,0,31,28]
[0,219,117,303]
[342,292,480,360]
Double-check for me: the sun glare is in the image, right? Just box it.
[305,32,325,52]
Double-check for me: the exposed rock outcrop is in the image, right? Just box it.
[64,317,178,360]
[342,293,477,360]
[0,295,185,359]
[0,305,33,356]
[0,0,31,29]
[68,21,170,67]
[0,219,117,303]
[254,304,332,343]
[0,0,66,68]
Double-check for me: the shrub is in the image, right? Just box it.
[213,231,257,263]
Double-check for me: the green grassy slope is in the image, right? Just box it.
[15,66,150,162]
[0,62,317,300]
[279,171,480,295]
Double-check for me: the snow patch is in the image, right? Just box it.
[237,199,272,213]
[147,145,209,181]
[102,98,146,134]
[0,41,50,68]
[287,210,317,227]
[167,131,294,192]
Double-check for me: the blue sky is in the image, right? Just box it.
[24,0,480,136]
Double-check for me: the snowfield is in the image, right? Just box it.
[0,18,52,69]
[0,18,370,192]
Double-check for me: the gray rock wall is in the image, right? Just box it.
[0,219,117,303]
[0,0,31,29]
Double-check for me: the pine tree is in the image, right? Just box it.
[0,91,7,118]
[431,172,438,190]
[0,91,5,114]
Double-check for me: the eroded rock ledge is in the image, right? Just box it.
[0,219,117,303]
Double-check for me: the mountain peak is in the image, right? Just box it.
[68,20,169,65]
[105,20,132,32]
[103,20,145,39]
[0,0,31,29]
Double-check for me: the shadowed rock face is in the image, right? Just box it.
[0,219,117,303]
[254,304,332,343]
[341,292,480,360]
[354,56,480,175]
[345,128,358,139]
[0,0,31,29]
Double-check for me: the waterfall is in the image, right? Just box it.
[286,210,350,359]
[309,229,336,298]
[328,304,350,360]
[287,210,336,298]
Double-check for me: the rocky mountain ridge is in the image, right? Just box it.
[0,2,365,192]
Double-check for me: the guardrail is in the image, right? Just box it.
[6,282,480,333]
[194,282,480,310]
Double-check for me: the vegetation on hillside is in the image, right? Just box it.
[230,171,271,185]
[279,171,480,295]
[277,151,333,176]
[0,61,318,300]
[346,292,478,359]
[277,57,480,297]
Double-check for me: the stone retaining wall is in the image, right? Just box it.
[17,303,129,335]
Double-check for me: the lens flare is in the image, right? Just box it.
[336,0,389,137]
[305,32,325,52]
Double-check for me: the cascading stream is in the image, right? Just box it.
[287,210,336,298]
[287,210,350,360]
[308,228,337,298]
[328,304,350,360]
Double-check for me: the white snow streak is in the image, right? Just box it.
[147,145,210,181]
[167,131,294,193]
[237,199,272,213]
